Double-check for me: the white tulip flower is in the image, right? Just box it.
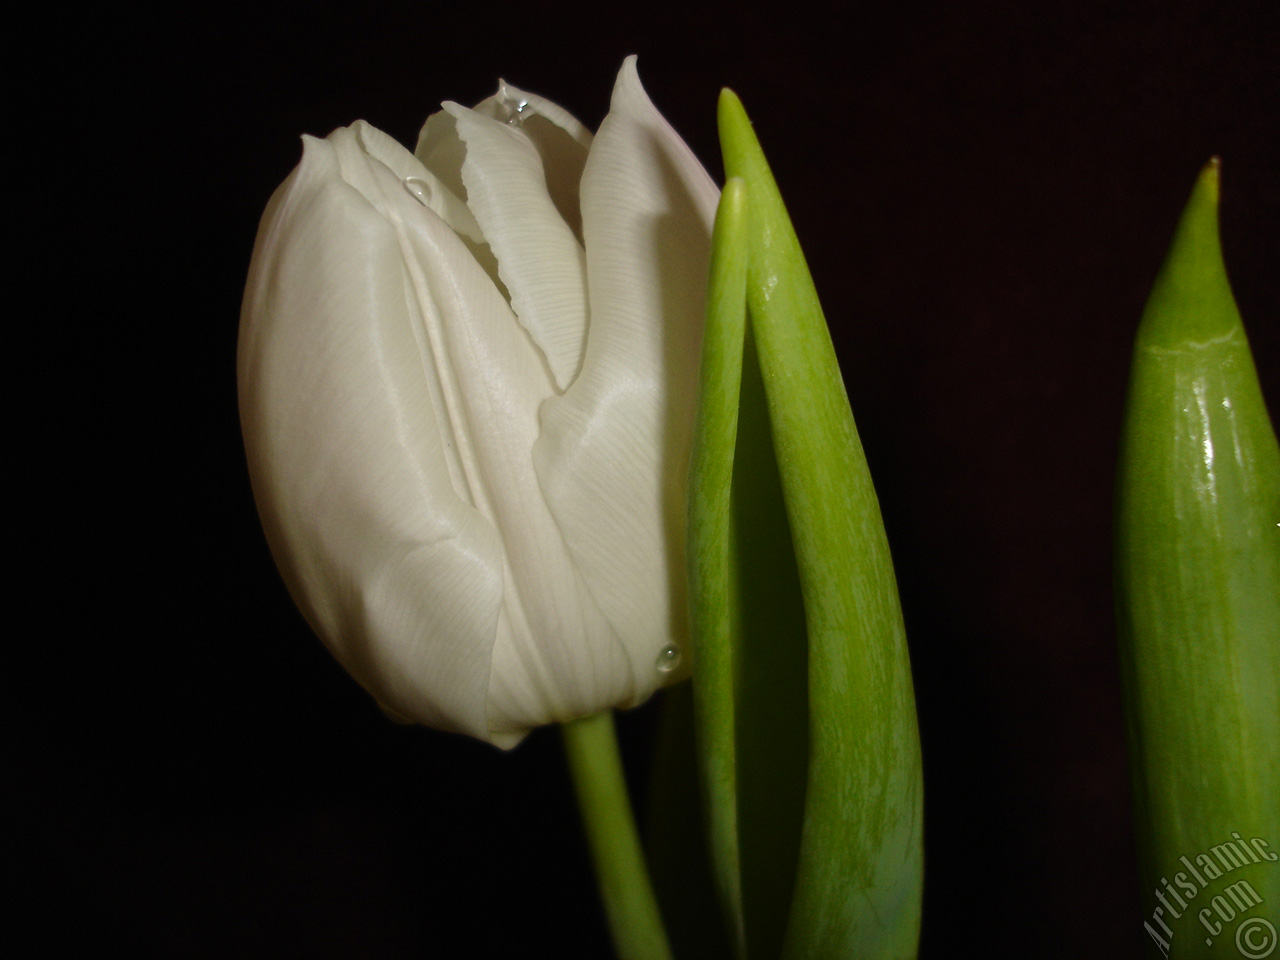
[239,57,718,747]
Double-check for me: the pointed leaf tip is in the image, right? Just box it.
[1137,158,1240,351]
[1188,155,1220,213]
[1201,154,1221,190]
[717,88,744,118]
[716,90,757,182]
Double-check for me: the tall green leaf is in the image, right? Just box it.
[686,177,751,957]
[688,175,812,960]
[1116,159,1280,960]
[715,90,925,960]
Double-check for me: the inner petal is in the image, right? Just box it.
[447,102,590,392]
[475,79,593,241]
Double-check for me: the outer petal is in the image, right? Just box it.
[535,57,720,695]
[238,130,506,741]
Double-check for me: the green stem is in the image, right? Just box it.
[562,711,674,960]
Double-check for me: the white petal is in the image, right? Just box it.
[352,120,484,244]
[475,80,593,240]
[386,160,631,737]
[413,109,470,206]
[475,79,594,149]
[446,102,589,391]
[239,130,505,741]
[326,123,638,740]
[534,57,719,697]
[424,80,593,238]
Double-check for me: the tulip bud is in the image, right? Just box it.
[239,58,718,747]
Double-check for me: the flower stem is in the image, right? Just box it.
[561,711,673,960]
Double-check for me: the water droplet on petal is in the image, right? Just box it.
[655,644,682,674]
[504,98,529,125]
[495,80,532,126]
[403,177,432,206]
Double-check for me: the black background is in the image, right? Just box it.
[29,0,1277,956]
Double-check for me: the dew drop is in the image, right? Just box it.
[403,177,432,206]
[655,644,682,674]
[503,96,530,125]
[495,81,532,126]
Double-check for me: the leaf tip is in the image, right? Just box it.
[716,89,759,180]
[1137,157,1240,350]
[1200,154,1222,195]
[717,87,746,123]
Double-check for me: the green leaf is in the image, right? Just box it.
[716,90,924,960]
[687,177,751,957]
[687,176,812,960]
[1116,159,1280,959]
[729,324,811,960]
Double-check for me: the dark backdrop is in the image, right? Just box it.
[30,1,1277,956]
